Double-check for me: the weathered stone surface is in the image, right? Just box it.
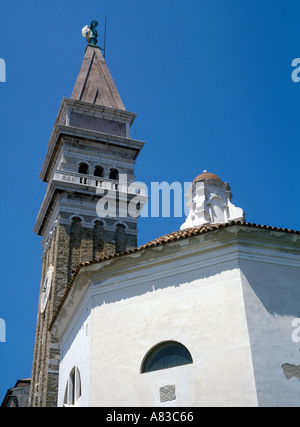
[71,45,125,110]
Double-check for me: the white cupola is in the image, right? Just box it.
[181,171,245,230]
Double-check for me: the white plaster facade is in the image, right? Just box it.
[51,224,300,407]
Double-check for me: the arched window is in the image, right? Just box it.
[78,163,89,184]
[109,168,119,180]
[141,341,193,374]
[94,165,104,178]
[78,162,89,175]
[63,366,81,406]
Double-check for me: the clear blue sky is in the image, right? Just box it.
[0,0,299,402]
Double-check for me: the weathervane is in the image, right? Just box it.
[82,18,107,58]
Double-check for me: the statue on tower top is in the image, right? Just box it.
[82,20,98,46]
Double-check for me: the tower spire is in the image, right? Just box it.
[71,45,125,110]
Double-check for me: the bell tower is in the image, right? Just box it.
[29,41,146,406]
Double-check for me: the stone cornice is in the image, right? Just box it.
[61,97,137,124]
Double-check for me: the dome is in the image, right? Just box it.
[193,170,222,183]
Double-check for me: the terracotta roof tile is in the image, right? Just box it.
[193,172,221,182]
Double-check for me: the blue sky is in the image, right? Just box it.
[0,0,299,402]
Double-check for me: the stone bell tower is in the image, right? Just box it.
[29,39,146,406]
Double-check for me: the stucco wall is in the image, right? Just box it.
[240,260,300,407]
[57,295,91,407]
[89,262,257,407]
[54,227,299,407]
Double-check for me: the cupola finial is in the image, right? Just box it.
[181,172,245,229]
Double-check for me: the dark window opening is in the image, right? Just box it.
[78,162,89,175]
[141,341,193,373]
[70,368,76,406]
[109,168,119,180]
[94,165,104,178]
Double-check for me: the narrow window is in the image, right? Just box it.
[69,368,76,405]
[141,341,193,373]
[63,366,81,406]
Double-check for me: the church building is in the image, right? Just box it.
[29,28,300,407]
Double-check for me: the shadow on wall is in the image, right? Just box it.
[240,259,300,405]
[240,260,300,319]
[90,243,240,307]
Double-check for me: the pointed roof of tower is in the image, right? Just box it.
[71,45,126,110]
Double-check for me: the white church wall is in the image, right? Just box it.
[57,294,92,407]
[88,250,258,407]
[240,259,300,407]
[53,226,299,407]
